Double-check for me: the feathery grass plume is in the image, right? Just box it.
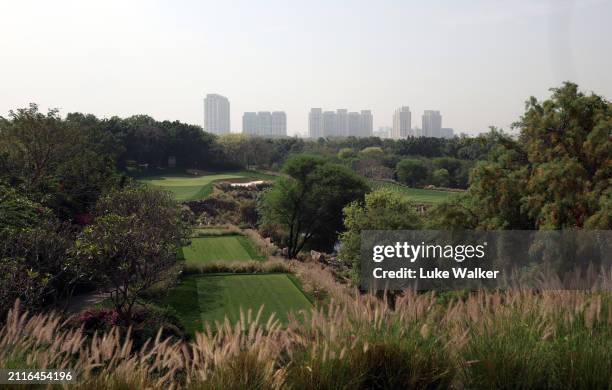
[1,283,611,388]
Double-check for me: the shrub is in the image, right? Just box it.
[182,260,290,275]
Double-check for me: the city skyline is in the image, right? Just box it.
[215,96,453,139]
[206,92,455,138]
[212,90,464,137]
[1,1,611,136]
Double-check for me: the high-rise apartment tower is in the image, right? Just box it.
[271,111,287,137]
[421,110,442,138]
[360,110,373,137]
[204,94,230,134]
[308,108,323,138]
[392,106,412,139]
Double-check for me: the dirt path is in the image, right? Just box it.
[62,291,111,314]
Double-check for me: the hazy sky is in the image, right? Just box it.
[1,0,611,136]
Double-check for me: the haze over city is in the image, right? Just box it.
[1,0,611,136]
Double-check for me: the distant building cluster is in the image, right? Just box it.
[389,107,454,139]
[203,93,286,137]
[242,111,287,137]
[308,108,373,138]
[203,93,454,139]
[203,94,230,135]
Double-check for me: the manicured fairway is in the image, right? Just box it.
[139,173,245,201]
[138,170,276,201]
[369,179,459,204]
[182,235,261,263]
[166,274,312,333]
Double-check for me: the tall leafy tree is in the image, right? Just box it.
[259,155,368,257]
[452,82,611,229]
[396,158,429,187]
[74,185,187,323]
[0,104,79,189]
[516,82,611,228]
[0,104,118,219]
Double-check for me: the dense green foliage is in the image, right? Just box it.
[439,83,611,229]
[391,156,473,188]
[396,158,429,186]
[259,155,369,257]
[339,190,422,275]
[0,219,75,317]
[0,104,119,220]
[74,185,187,323]
[65,113,229,171]
[204,130,500,174]
[0,181,49,230]
[432,168,450,187]
[0,105,119,317]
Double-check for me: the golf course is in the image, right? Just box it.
[139,169,455,205]
[138,170,311,332]
[139,170,455,334]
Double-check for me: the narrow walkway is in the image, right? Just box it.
[62,291,111,314]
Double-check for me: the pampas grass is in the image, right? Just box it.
[2,264,611,389]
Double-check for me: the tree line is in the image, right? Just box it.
[0,105,187,323]
[255,83,611,278]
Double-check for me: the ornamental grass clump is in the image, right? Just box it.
[1,277,611,389]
